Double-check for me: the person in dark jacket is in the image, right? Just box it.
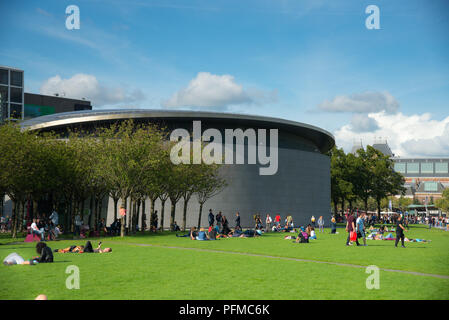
[208,209,215,227]
[235,212,241,230]
[395,215,408,248]
[34,242,53,263]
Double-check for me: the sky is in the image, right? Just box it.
[1,0,448,157]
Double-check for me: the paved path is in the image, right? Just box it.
[109,241,449,280]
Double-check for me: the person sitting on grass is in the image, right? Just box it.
[309,226,317,240]
[208,227,218,240]
[196,228,209,240]
[3,242,53,265]
[295,228,309,243]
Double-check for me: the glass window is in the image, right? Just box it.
[10,71,23,87]
[435,162,448,174]
[9,103,22,119]
[394,162,406,173]
[0,85,8,103]
[0,69,8,85]
[420,162,434,174]
[424,181,438,192]
[407,162,419,174]
[10,87,22,103]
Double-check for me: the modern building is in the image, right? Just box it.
[0,66,24,121]
[24,93,92,120]
[0,65,92,123]
[20,109,335,228]
[351,139,449,204]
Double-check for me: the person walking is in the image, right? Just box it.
[235,212,241,230]
[265,214,272,232]
[356,212,367,246]
[345,212,359,246]
[311,215,316,228]
[317,216,324,233]
[395,214,408,248]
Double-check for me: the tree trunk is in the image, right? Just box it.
[197,202,203,229]
[11,200,17,238]
[21,200,26,233]
[141,199,146,233]
[136,199,141,233]
[88,196,94,229]
[71,198,77,234]
[0,194,4,217]
[94,198,99,231]
[113,198,118,222]
[364,198,369,213]
[98,195,103,230]
[120,198,127,237]
[377,198,381,217]
[160,199,166,231]
[170,200,176,231]
[32,199,38,221]
[182,198,189,231]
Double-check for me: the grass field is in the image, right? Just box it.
[1,225,448,300]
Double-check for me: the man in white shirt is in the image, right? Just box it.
[266,214,272,232]
[30,219,44,240]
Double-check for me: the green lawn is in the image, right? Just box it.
[1,225,448,300]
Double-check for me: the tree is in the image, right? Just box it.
[436,189,449,213]
[368,146,405,216]
[195,164,226,229]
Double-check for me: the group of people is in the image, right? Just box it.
[344,210,411,248]
[3,240,112,266]
[177,225,263,240]
[3,242,54,265]
[30,213,63,242]
[208,209,233,234]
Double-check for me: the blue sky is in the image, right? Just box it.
[1,0,449,156]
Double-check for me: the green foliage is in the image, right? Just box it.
[0,121,227,237]
[330,145,405,214]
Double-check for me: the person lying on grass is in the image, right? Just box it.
[176,227,198,239]
[54,241,111,253]
[3,242,53,265]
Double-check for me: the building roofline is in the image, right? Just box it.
[20,108,335,153]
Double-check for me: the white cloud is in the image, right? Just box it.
[162,72,276,108]
[40,74,144,107]
[350,114,379,133]
[335,111,449,158]
[318,91,399,114]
